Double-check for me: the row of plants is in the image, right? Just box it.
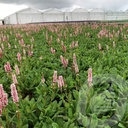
[0,22,128,127]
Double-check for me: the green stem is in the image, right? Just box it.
[0,117,3,127]
[16,104,21,128]
[4,108,9,128]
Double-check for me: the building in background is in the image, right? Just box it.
[3,7,128,24]
[4,7,43,24]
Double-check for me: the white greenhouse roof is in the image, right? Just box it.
[90,8,104,12]
[72,8,88,12]
[4,7,42,18]
[42,8,63,13]
[64,9,71,12]
[17,7,42,13]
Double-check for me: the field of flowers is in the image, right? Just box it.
[0,22,128,128]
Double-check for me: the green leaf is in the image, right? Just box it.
[23,124,29,128]
[69,123,75,128]
[52,122,59,128]
[68,107,73,118]
[90,114,98,128]
[78,113,90,127]
[39,112,44,120]
[63,122,69,128]
[72,90,79,100]
[118,123,126,128]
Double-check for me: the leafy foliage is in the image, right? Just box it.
[0,22,128,127]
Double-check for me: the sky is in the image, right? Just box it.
[0,0,128,19]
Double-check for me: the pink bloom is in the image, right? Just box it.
[7,62,12,71]
[46,32,48,41]
[64,59,68,68]
[17,52,21,62]
[51,47,56,54]
[62,45,66,52]
[2,93,8,108]
[10,83,19,103]
[60,55,68,68]
[23,49,26,55]
[1,44,4,50]
[106,45,109,50]
[30,37,34,42]
[8,43,11,49]
[58,76,64,88]
[0,84,8,115]
[113,41,116,48]
[39,56,43,60]
[14,45,17,49]
[12,74,18,84]
[57,38,60,43]
[4,62,12,73]
[0,101,2,116]
[41,76,45,83]
[88,68,92,87]
[19,39,25,47]
[4,65,8,73]
[61,43,66,52]
[15,65,20,75]
[28,50,33,56]
[75,41,79,47]
[31,44,33,49]
[74,63,79,73]
[70,41,75,49]
[0,84,4,99]
[98,43,102,50]
[53,71,58,83]
[73,53,76,65]
[60,55,64,63]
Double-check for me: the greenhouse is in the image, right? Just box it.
[124,9,128,20]
[4,7,43,24]
[3,7,128,24]
[64,9,72,22]
[90,8,105,21]
[71,8,89,21]
[42,8,64,22]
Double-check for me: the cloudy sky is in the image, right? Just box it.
[0,0,128,19]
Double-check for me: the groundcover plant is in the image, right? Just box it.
[0,22,128,128]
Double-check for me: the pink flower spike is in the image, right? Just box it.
[5,62,12,72]
[2,93,8,108]
[12,74,18,85]
[53,71,58,83]
[0,100,2,109]
[0,102,2,116]
[17,52,21,62]
[88,68,92,87]
[28,50,33,56]
[23,49,26,55]
[98,43,102,51]
[113,41,116,48]
[73,53,76,65]
[74,63,79,73]
[0,84,4,99]
[8,43,11,49]
[10,83,19,103]
[51,47,55,54]
[58,76,64,88]
[41,76,45,84]
[15,65,20,75]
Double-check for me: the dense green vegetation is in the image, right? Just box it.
[0,22,128,128]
